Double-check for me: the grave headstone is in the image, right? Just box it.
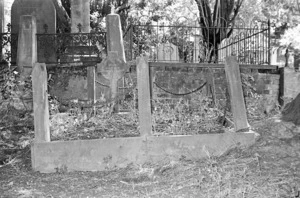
[11,0,56,63]
[70,0,90,33]
[32,62,50,142]
[17,15,37,76]
[11,0,56,34]
[97,51,130,101]
[157,43,179,62]
[224,56,249,132]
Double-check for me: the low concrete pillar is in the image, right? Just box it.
[137,56,152,136]
[106,14,126,62]
[32,63,50,142]
[17,15,37,76]
[225,56,249,132]
[87,66,96,114]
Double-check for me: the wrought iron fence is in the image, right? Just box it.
[37,26,107,65]
[1,24,18,65]
[123,17,271,65]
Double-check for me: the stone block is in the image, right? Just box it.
[283,67,300,99]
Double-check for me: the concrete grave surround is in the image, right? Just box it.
[31,56,257,173]
[157,43,179,62]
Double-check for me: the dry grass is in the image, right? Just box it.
[1,91,299,197]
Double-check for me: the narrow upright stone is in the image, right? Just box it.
[106,14,126,62]
[87,66,96,114]
[224,56,249,132]
[17,15,37,76]
[137,56,152,136]
[32,63,50,142]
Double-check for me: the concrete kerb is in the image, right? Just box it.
[31,132,256,173]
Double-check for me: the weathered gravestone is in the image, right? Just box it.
[97,51,130,103]
[157,43,179,62]
[70,0,90,33]
[11,0,56,63]
[17,15,37,76]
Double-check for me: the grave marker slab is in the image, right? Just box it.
[97,51,130,100]
[11,0,56,34]
[11,0,56,63]
[224,56,249,132]
[157,43,179,62]
[70,0,90,33]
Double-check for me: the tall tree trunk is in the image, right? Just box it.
[51,0,71,33]
[195,0,243,62]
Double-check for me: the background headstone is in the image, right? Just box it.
[17,15,37,76]
[11,0,56,34]
[11,0,56,63]
[157,43,179,62]
[70,0,90,33]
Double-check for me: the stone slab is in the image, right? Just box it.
[137,56,152,136]
[17,15,37,75]
[32,63,50,142]
[106,14,126,62]
[283,67,300,99]
[157,43,179,62]
[31,132,256,173]
[225,57,249,131]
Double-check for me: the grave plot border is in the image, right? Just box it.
[30,13,273,173]
[31,57,258,173]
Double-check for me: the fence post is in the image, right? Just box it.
[137,56,152,137]
[87,66,96,113]
[17,15,37,76]
[32,63,50,142]
[224,56,249,132]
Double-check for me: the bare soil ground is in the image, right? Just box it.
[1,114,300,198]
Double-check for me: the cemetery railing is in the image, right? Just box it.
[36,31,107,65]
[123,17,271,65]
[0,24,18,65]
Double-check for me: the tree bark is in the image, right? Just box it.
[51,0,71,33]
[194,0,244,62]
